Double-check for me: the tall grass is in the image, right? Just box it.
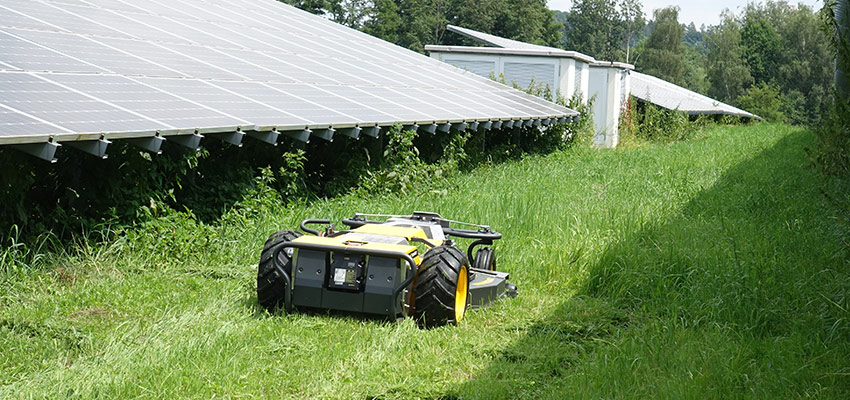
[1,124,847,398]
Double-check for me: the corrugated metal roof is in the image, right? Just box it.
[630,72,760,119]
[0,0,577,161]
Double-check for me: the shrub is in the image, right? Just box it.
[737,82,786,123]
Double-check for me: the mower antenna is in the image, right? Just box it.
[354,213,404,220]
[353,212,491,231]
[436,217,491,232]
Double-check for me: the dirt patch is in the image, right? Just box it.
[68,306,114,321]
[53,267,78,286]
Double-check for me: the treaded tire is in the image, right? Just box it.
[411,245,470,327]
[473,247,496,271]
[257,230,302,312]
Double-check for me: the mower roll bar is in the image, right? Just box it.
[341,218,367,229]
[300,219,330,236]
[270,241,418,317]
[341,218,502,241]
[443,227,501,240]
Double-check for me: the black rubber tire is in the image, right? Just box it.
[257,230,302,312]
[411,245,470,327]
[473,247,496,271]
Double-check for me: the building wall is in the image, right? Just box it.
[430,52,558,91]
[588,67,626,148]
[431,51,626,148]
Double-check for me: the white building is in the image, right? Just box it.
[426,25,633,148]
[426,25,759,148]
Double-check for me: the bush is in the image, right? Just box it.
[737,82,786,123]
[619,95,750,144]
[621,97,696,142]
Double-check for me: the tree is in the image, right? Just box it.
[553,10,570,47]
[683,45,709,93]
[772,3,833,124]
[362,0,401,43]
[281,0,335,15]
[638,6,686,85]
[620,0,645,63]
[705,13,753,104]
[565,0,624,60]
[683,22,705,47]
[740,16,781,85]
[361,0,564,53]
[450,0,503,36]
[493,0,562,47]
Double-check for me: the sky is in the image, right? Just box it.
[547,0,822,28]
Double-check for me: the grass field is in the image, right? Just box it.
[1,124,848,398]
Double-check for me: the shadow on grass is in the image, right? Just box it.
[448,130,850,398]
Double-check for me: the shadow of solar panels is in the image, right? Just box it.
[0,0,578,161]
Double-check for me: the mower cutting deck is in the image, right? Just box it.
[256,212,517,326]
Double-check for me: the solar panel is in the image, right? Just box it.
[630,71,759,119]
[0,72,165,137]
[45,74,247,132]
[0,0,577,158]
[0,103,68,139]
[0,29,102,73]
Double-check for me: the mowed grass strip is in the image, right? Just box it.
[1,124,848,398]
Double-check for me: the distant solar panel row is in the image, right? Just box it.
[0,0,577,161]
[630,72,759,119]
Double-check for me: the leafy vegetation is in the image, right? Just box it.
[705,12,753,108]
[0,113,578,246]
[562,0,645,62]
[737,82,786,123]
[2,124,848,398]
[284,0,562,52]
[558,1,831,125]
[815,0,850,240]
[635,6,686,85]
[617,96,740,146]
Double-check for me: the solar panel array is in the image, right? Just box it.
[630,72,760,119]
[0,0,577,160]
[434,26,762,121]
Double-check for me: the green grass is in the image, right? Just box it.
[1,124,848,398]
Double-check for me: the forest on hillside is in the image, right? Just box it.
[282,0,833,126]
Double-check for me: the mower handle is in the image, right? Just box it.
[300,219,330,236]
[271,241,418,317]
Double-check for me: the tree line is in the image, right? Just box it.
[282,0,833,125]
[282,0,561,52]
